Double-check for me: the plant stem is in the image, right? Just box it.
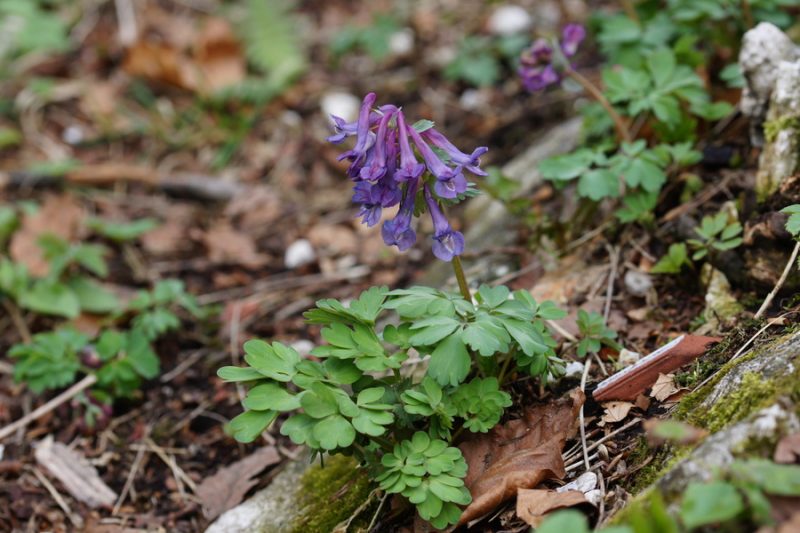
[451,256,472,301]
[741,0,754,29]
[497,351,516,387]
[565,68,632,144]
[619,0,641,25]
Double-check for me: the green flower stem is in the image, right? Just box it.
[451,256,472,302]
[497,351,516,387]
[564,67,632,144]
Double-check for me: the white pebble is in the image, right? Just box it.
[487,5,532,36]
[564,360,584,378]
[62,125,84,145]
[290,339,315,357]
[389,28,415,56]
[558,471,598,493]
[284,239,316,269]
[624,269,653,297]
[320,92,360,122]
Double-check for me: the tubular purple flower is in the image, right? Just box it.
[561,24,586,57]
[382,178,419,251]
[359,109,395,182]
[352,173,401,227]
[422,128,488,176]
[519,64,560,92]
[326,115,356,144]
[395,111,426,182]
[521,38,553,66]
[424,186,464,262]
[405,124,464,199]
[337,92,378,174]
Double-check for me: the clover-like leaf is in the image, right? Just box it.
[312,414,356,450]
[243,382,301,412]
[228,409,277,443]
[243,340,299,382]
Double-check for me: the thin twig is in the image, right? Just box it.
[113,445,148,515]
[579,359,593,472]
[2,298,31,343]
[547,319,578,343]
[754,241,799,319]
[565,68,632,143]
[113,0,137,46]
[229,302,246,404]
[0,374,97,441]
[31,467,84,528]
[603,244,619,324]
[144,438,197,494]
[563,418,642,464]
[367,491,389,532]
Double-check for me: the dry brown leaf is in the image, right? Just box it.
[202,222,268,268]
[10,194,85,276]
[775,433,800,464]
[457,389,584,526]
[123,40,199,91]
[308,224,359,256]
[196,446,280,520]
[516,489,587,527]
[649,373,679,402]
[225,186,283,233]
[601,401,634,424]
[34,436,117,508]
[194,18,246,92]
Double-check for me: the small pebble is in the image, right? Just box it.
[624,269,653,297]
[320,92,360,122]
[558,471,598,493]
[389,28,415,56]
[290,339,315,357]
[564,360,584,378]
[460,89,489,111]
[284,239,316,269]
[487,5,532,36]
[62,125,84,145]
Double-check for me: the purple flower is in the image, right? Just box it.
[424,186,464,262]
[406,124,466,199]
[395,111,425,182]
[521,38,553,66]
[382,178,419,251]
[561,24,586,57]
[519,64,560,91]
[352,174,401,227]
[359,110,395,182]
[337,93,378,176]
[422,128,488,177]
[327,92,486,262]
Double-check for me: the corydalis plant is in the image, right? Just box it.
[327,92,487,262]
[519,23,632,143]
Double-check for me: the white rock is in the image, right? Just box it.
[284,239,316,269]
[389,28,414,56]
[564,361,585,378]
[459,89,489,111]
[624,269,653,297]
[62,125,84,145]
[487,5,532,36]
[290,339,315,357]
[320,92,360,122]
[739,22,800,142]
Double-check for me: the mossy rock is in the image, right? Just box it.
[206,454,375,533]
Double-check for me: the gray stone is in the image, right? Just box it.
[755,59,800,199]
[206,458,309,533]
[739,22,799,145]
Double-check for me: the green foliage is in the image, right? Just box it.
[218,284,565,527]
[0,0,71,60]
[540,141,700,203]
[576,310,619,357]
[225,0,306,102]
[88,217,159,243]
[9,329,87,393]
[651,243,691,274]
[377,432,471,529]
[781,204,800,237]
[680,481,743,528]
[687,212,743,260]
[330,13,400,61]
[445,34,527,87]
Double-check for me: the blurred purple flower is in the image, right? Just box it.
[561,24,586,57]
[382,178,419,251]
[519,24,586,92]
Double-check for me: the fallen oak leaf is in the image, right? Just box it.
[457,388,584,526]
[196,446,281,520]
[649,373,679,402]
[516,489,588,528]
[601,401,634,424]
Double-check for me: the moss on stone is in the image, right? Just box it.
[763,114,800,143]
[290,454,376,533]
[623,437,692,495]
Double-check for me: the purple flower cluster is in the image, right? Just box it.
[327,93,487,262]
[518,23,586,92]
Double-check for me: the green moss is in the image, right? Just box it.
[763,114,800,143]
[623,438,692,495]
[290,455,376,533]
